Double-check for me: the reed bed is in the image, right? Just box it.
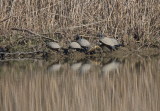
[0,0,160,46]
[0,57,160,111]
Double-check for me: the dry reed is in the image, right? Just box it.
[0,0,160,46]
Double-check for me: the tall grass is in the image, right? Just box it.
[0,0,160,45]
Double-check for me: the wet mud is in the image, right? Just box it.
[1,45,159,63]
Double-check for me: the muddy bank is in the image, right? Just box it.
[1,46,159,62]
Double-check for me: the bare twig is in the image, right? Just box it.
[0,16,12,23]
[0,51,43,55]
[56,19,112,31]
[11,28,58,42]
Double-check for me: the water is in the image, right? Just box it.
[0,55,160,111]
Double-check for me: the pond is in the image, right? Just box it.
[0,55,160,111]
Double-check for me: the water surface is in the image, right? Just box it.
[0,55,160,111]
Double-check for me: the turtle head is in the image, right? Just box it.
[96,41,102,46]
[4,45,10,52]
[66,40,72,47]
[97,33,104,38]
[44,39,51,44]
[44,39,58,44]
[75,35,82,40]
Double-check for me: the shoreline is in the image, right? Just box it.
[0,46,159,61]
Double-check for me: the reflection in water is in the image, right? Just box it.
[79,62,92,74]
[0,55,160,111]
[101,59,121,75]
[47,62,61,72]
[70,62,82,71]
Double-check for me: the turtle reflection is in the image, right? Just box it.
[47,62,61,72]
[101,59,121,75]
[70,62,82,71]
[79,62,92,74]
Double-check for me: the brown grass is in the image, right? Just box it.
[0,56,160,111]
[0,0,160,48]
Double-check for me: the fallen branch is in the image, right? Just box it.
[11,27,58,42]
[0,16,12,23]
[0,51,43,55]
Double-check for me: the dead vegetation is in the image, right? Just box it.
[0,0,160,52]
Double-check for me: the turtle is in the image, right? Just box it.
[69,41,82,51]
[75,35,91,52]
[46,41,61,51]
[0,46,9,59]
[97,34,123,51]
